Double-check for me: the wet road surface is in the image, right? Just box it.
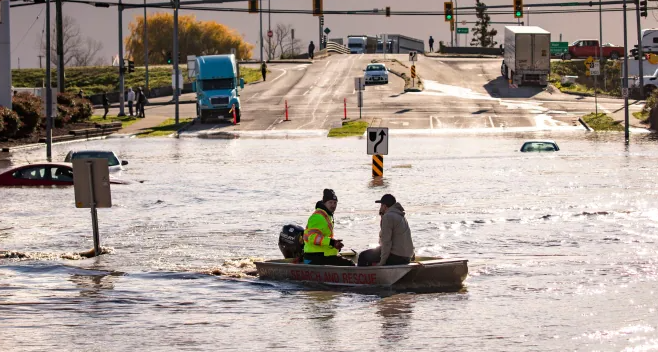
[1,133,658,351]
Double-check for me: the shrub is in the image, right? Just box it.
[0,107,23,138]
[644,89,658,113]
[57,92,93,123]
[12,92,44,138]
[55,105,73,128]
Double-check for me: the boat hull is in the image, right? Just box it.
[254,257,468,291]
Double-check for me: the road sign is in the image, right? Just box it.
[584,56,594,66]
[457,28,468,34]
[324,27,331,35]
[267,30,273,38]
[367,127,389,155]
[409,51,417,62]
[73,159,112,209]
[550,42,569,55]
[590,61,600,76]
[354,77,365,91]
[622,87,629,97]
[411,65,416,78]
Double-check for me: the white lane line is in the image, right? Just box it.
[429,116,434,129]
[325,60,331,68]
[245,92,260,102]
[303,89,310,96]
[488,116,494,128]
[269,68,288,83]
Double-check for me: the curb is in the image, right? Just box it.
[425,54,501,59]
[174,117,198,138]
[266,60,314,64]
[578,117,592,131]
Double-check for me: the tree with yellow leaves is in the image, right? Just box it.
[125,13,253,64]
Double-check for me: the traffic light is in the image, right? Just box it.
[514,0,523,18]
[166,51,172,64]
[386,6,391,17]
[640,0,648,17]
[313,0,323,16]
[248,0,258,13]
[444,2,453,22]
[320,16,324,26]
[631,47,639,60]
[128,60,135,73]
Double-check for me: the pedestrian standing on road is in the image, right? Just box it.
[429,36,435,53]
[308,41,315,60]
[357,194,415,267]
[102,93,110,120]
[136,87,147,118]
[261,62,267,81]
[127,87,135,117]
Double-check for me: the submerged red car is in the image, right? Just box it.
[0,163,126,187]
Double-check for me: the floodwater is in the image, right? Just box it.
[1,132,658,351]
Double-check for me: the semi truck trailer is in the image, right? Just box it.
[501,26,551,86]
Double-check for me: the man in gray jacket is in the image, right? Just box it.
[358,194,415,266]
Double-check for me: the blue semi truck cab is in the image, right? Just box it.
[192,54,245,123]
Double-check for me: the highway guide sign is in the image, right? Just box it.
[367,127,389,155]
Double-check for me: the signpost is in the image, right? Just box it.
[584,56,600,116]
[324,27,330,35]
[354,77,365,119]
[267,30,273,38]
[457,28,468,34]
[73,158,112,257]
[408,51,417,62]
[367,127,388,177]
[550,42,569,56]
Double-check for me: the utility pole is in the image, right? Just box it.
[56,0,64,92]
[117,0,126,116]
[268,0,271,60]
[600,0,605,91]
[144,0,149,92]
[0,0,12,110]
[46,0,53,161]
[635,1,644,98]
[173,0,180,124]
[454,0,458,47]
[318,16,322,51]
[259,0,263,62]
[623,0,630,144]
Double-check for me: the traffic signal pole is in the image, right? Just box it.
[144,0,149,92]
[118,0,126,117]
[173,0,180,124]
[623,0,630,143]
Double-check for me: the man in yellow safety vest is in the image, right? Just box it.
[303,189,355,266]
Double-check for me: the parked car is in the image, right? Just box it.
[562,39,624,60]
[520,140,560,152]
[64,150,127,173]
[363,63,389,84]
[0,163,126,187]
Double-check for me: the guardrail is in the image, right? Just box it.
[326,42,350,54]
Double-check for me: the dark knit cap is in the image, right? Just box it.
[323,189,337,202]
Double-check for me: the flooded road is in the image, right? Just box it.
[2,133,658,351]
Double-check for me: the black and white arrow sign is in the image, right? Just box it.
[366,127,389,155]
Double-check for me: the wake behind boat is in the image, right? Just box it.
[254,225,469,292]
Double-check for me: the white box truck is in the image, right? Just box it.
[501,26,551,86]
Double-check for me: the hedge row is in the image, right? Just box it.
[0,92,94,139]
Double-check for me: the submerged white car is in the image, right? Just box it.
[363,64,389,84]
[64,150,128,173]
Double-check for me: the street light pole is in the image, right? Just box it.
[144,0,149,92]
[623,0,630,144]
[56,0,64,93]
[46,0,53,161]
[117,0,126,116]
[635,2,644,98]
[259,0,263,62]
[268,0,271,60]
[173,0,179,124]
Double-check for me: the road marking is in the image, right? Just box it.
[245,92,260,102]
[269,68,288,83]
[325,60,331,68]
[429,116,434,129]
[488,116,494,128]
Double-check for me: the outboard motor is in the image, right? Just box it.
[278,224,304,259]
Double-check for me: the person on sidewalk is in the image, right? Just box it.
[102,93,110,120]
[358,194,415,267]
[429,36,435,53]
[308,41,315,60]
[127,87,135,117]
[261,62,267,81]
[136,88,147,118]
[303,189,355,266]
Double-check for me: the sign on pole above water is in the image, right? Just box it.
[354,77,365,91]
[73,159,112,209]
[367,127,389,155]
[409,51,417,62]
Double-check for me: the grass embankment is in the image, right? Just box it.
[582,113,624,131]
[135,118,194,137]
[89,115,139,129]
[327,120,369,137]
[11,66,262,96]
[633,111,650,122]
[550,61,621,97]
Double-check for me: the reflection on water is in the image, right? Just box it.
[1,134,658,351]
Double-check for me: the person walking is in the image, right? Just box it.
[302,189,354,266]
[127,87,135,117]
[77,89,85,99]
[261,62,267,81]
[429,36,435,53]
[102,93,110,120]
[358,194,415,267]
[136,87,147,118]
[308,41,316,60]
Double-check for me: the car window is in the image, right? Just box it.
[653,38,658,44]
[70,152,120,166]
[366,65,385,71]
[12,166,46,180]
[50,166,73,182]
[522,142,557,152]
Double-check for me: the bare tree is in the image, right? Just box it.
[39,15,81,67]
[73,37,105,67]
[271,24,302,59]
